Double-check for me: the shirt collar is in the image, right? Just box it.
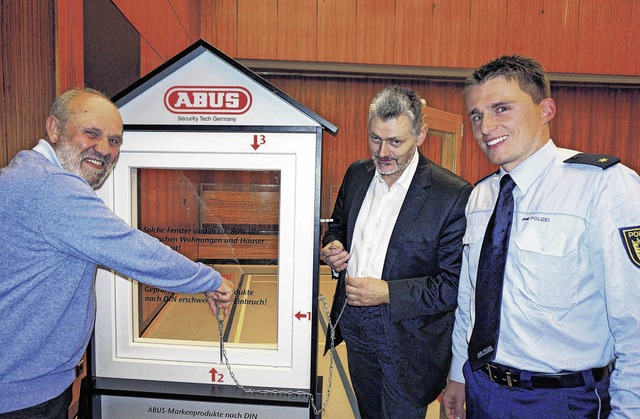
[373,147,419,190]
[33,139,63,169]
[502,139,556,194]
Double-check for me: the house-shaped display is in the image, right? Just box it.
[91,39,337,419]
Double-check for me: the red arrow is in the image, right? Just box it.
[251,134,266,150]
[295,311,307,320]
[209,367,219,382]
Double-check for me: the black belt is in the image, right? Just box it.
[482,362,614,388]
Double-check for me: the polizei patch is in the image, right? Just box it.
[620,226,640,268]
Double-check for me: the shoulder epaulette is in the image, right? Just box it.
[564,153,621,170]
[475,170,499,186]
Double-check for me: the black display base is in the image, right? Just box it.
[89,377,314,419]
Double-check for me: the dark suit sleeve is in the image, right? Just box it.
[322,162,360,248]
[387,181,472,323]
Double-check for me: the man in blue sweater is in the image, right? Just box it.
[0,88,235,417]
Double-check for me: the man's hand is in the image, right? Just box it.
[321,240,350,272]
[442,380,466,419]
[345,276,389,306]
[205,278,235,317]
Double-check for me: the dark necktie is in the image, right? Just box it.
[468,174,516,371]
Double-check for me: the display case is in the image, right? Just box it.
[90,40,336,418]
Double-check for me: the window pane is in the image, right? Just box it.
[135,168,280,348]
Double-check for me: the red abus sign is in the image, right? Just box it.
[164,86,252,114]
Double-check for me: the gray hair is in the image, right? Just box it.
[49,87,112,131]
[368,85,424,137]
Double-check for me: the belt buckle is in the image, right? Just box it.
[486,364,495,381]
[486,363,515,387]
[506,370,513,387]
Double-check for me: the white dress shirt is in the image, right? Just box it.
[348,148,419,279]
[33,139,63,167]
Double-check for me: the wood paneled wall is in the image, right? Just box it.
[56,0,84,92]
[554,86,640,171]
[4,0,640,186]
[201,0,640,76]
[263,75,640,218]
[0,0,56,168]
[111,0,202,75]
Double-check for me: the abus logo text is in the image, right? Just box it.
[164,86,252,114]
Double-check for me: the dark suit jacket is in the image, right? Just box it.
[322,153,473,406]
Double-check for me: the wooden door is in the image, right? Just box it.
[420,106,463,175]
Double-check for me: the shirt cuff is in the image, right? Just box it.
[449,355,467,384]
[206,269,224,293]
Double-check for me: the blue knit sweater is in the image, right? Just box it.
[0,146,222,413]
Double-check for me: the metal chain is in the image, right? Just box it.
[214,294,348,416]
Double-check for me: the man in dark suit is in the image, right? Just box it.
[321,85,473,418]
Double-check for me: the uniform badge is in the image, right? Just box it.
[620,226,640,268]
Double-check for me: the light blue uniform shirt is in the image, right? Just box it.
[450,140,640,417]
